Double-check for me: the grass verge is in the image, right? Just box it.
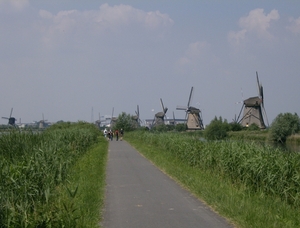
[59,136,108,227]
[125,132,300,228]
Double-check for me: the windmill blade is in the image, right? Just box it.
[176,105,187,110]
[137,105,142,124]
[10,108,13,118]
[236,103,245,123]
[160,98,168,115]
[187,87,194,107]
[260,86,269,127]
[260,85,264,102]
[262,105,269,127]
[256,71,263,98]
[173,111,175,124]
[151,116,156,127]
[160,98,165,112]
[184,112,188,122]
[110,107,114,124]
[2,117,9,120]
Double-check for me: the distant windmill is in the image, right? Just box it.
[151,98,168,127]
[132,105,142,127]
[39,113,48,129]
[2,108,17,127]
[109,107,117,128]
[236,72,269,129]
[95,113,103,129]
[177,87,204,130]
[168,111,176,126]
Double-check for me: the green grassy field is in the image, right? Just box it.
[0,122,108,227]
[125,131,300,228]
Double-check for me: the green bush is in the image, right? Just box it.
[228,122,243,131]
[151,124,169,132]
[270,113,300,143]
[246,123,260,131]
[114,112,136,131]
[204,116,229,140]
[175,123,187,132]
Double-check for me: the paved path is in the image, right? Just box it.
[102,140,233,228]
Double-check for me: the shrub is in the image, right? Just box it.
[246,123,260,131]
[175,123,187,132]
[228,122,243,131]
[270,112,300,143]
[151,124,169,132]
[114,112,135,132]
[204,116,229,140]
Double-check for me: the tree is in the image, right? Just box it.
[270,113,300,143]
[113,112,136,132]
[204,116,230,140]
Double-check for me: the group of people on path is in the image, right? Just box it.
[103,128,123,141]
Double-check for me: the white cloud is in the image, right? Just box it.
[39,9,52,19]
[0,0,28,10]
[37,3,173,48]
[39,3,173,34]
[228,29,247,45]
[178,41,210,65]
[228,8,280,45]
[287,17,300,34]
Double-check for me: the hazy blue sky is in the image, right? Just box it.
[1,0,299,125]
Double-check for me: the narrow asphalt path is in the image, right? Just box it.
[102,140,233,228]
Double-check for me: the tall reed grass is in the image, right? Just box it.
[0,122,101,227]
[287,134,300,144]
[127,131,300,208]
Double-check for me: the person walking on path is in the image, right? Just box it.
[109,130,113,141]
[120,128,124,141]
[115,129,119,141]
[107,131,111,141]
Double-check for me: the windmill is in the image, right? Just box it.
[168,111,176,126]
[236,72,269,129]
[151,98,168,127]
[95,113,103,129]
[39,113,48,129]
[109,107,117,128]
[132,105,142,127]
[2,108,17,127]
[176,87,204,130]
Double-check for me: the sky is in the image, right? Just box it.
[1,0,299,126]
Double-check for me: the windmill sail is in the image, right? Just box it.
[2,108,17,126]
[176,87,204,130]
[152,99,168,127]
[238,72,268,129]
[132,105,142,127]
